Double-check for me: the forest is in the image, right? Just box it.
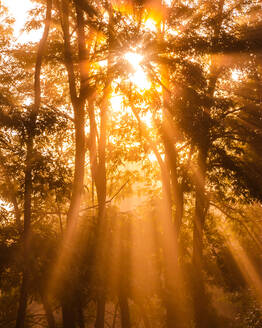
[0,0,262,327]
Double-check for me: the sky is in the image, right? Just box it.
[2,0,42,43]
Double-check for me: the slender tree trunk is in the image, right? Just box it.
[88,80,107,328]
[76,296,85,328]
[192,146,209,328]
[58,2,88,326]
[94,101,108,328]
[162,108,184,328]
[66,103,86,227]
[87,98,106,328]
[15,238,31,328]
[42,293,56,328]
[94,9,114,327]
[118,215,131,328]
[62,296,77,328]
[192,3,225,325]
[94,102,108,328]
[95,295,106,328]
[15,1,52,327]
[119,294,131,328]
[192,147,208,270]
[159,146,181,328]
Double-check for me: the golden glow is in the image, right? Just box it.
[231,69,241,81]
[2,0,43,43]
[97,60,107,68]
[144,18,158,32]
[140,111,153,128]
[163,0,173,6]
[131,70,151,90]
[103,11,109,23]
[110,94,123,112]
[3,1,261,325]
[169,28,179,37]
[124,52,151,90]
[220,221,262,305]
[125,52,143,70]
[148,151,157,162]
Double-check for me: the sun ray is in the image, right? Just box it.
[214,212,262,306]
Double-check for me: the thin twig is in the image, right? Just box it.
[81,179,130,212]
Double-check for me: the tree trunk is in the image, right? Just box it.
[191,3,225,323]
[58,2,88,326]
[42,294,56,328]
[161,112,184,327]
[93,8,114,326]
[192,146,209,328]
[15,266,30,328]
[119,294,131,328]
[192,3,225,324]
[95,295,106,328]
[15,137,32,328]
[62,296,77,328]
[15,1,52,326]
[76,299,85,328]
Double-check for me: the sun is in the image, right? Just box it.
[124,51,151,90]
[124,52,143,70]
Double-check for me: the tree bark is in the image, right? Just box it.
[95,295,106,328]
[162,94,184,328]
[57,1,90,326]
[119,294,131,328]
[192,146,209,328]
[61,296,77,328]
[15,1,52,327]
[192,3,225,326]
[76,296,85,328]
[93,8,114,327]
[15,261,30,328]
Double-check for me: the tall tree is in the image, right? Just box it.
[15,1,52,327]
